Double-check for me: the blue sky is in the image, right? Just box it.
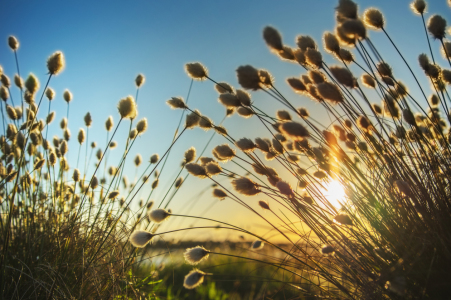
[1,1,451,241]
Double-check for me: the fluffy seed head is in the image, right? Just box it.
[135,74,145,87]
[403,109,416,126]
[218,93,240,108]
[441,42,451,58]
[251,240,264,250]
[411,0,426,15]
[317,82,344,104]
[330,66,356,88]
[149,208,170,223]
[185,62,208,80]
[336,0,358,19]
[259,200,270,210]
[213,188,227,199]
[185,163,208,178]
[185,110,201,129]
[90,176,99,189]
[63,89,72,103]
[136,118,148,134]
[8,36,19,50]
[334,213,353,225]
[47,51,65,75]
[296,35,317,51]
[427,15,446,39]
[105,116,113,131]
[184,246,210,265]
[305,48,323,68]
[442,69,451,84]
[77,128,85,144]
[175,177,183,188]
[150,154,159,164]
[339,48,354,63]
[25,73,39,94]
[45,87,55,100]
[236,89,251,106]
[167,97,187,109]
[236,65,261,90]
[117,96,137,119]
[183,269,207,289]
[287,78,306,93]
[14,74,23,89]
[152,179,159,189]
[276,180,294,197]
[323,32,340,54]
[232,177,260,196]
[263,26,283,51]
[280,122,310,140]
[204,162,221,176]
[361,74,375,88]
[213,144,235,162]
[108,190,120,199]
[0,86,8,101]
[1,74,10,87]
[363,8,384,30]
[129,230,154,248]
[6,105,17,120]
[184,147,196,164]
[429,94,440,107]
[321,245,335,255]
[235,138,256,153]
[73,169,80,182]
[84,112,92,127]
[340,19,366,40]
[214,82,234,94]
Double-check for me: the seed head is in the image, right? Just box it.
[340,19,366,40]
[321,245,335,255]
[317,82,344,104]
[129,230,154,248]
[213,188,227,200]
[441,42,451,59]
[258,69,274,88]
[214,82,234,94]
[72,169,80,182]
[442,69,451,84]
[136,118,148,134]
[235,138,256,152]
[336,0,358,19]
[185,163,208,178]
[150,154,159,164]
[90,176,99,190]
[152,179,159,189]
[105,116,113,131]
[184,246,210,265]
[185,62,208,80]
[323,32,340,55]
[334,213,353,225]
[185,110,201,129]
[298,107,309,118]
[8,36,19,50]
[184,147,196,164]
[236,89,251,106]
[6,105,17,120]
[263,26,283,51]
[361,74,375,88]
[44,87,55,100]
[205,162,222,176]
[251,240,264,250]
[108,190,120,199]
[63,89,72,103]
[213,144,235,162]
[64,128,71,141]
[258,200,270,210]
[296,35,317,51]
[427,15,446,39]
[84,112,92,127]
[13,74,23,89]
[330,66,356,88]
[232,177,260,196]
[429,94,440,107]
[199,115,213,130]
[1,74,10,88]
[305,48,322,69]
[135,74,145,87]
[167,97,187,109]
[280,122,309,140]
[47,51,65,75]
[287,78,306,93]
[25,73,40,94]
[183,269,207,289]
[218,93,240,107]
[236,65,260,90]
[175,177,183,188]
[338,48,354,63]
[411,0,426,15]
[149,208,170,223]
[0,86,8,101]
[77,128,85,144]
[363,8,384,30]
[60,140,68,156]
[117,96,137,119]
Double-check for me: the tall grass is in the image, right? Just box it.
[129,0,451,298]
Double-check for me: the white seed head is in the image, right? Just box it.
[47,51,65,75]
[129,230,154,248]
[184,246,210,265]
[149,208,170,223]
[183,269,207,289]
[185,62,208,80]
[117,96,137,119]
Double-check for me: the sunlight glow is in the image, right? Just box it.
[324,180,347,208]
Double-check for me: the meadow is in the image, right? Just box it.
[2,0,451,299]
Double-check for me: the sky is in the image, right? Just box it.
[1,1,451,242]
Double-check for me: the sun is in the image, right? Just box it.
[324,180,347,208]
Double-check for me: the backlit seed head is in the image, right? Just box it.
[336,0,358,20]
[184,147,196,164]
[441,42,451,58]
[167,97,187,109]
[6,105,17,120]
[1,74,11,87]
[175,177,183,188]
[14,74,23,89]
[361,74,375,88]
[183,269,207,289]
[251,240,264,250]
[305,48,322,69]
[205,162,222,176]
[232,177,260,196]
[105,116,113,131]
[84,112,92,127]
[134,154,142,167]
[185,163,208,178]
[108,190,120,199]
[280,122,310,140]
[317,82,344,104]
[8,36,19,50]
[236,89,251,106]
[213,188,227,200]
[258,69,274,88]
[338,48,354,63]
[185,62,208,80]
[185,110,200,129]
[60,140,68,155]
[117,96,137,119]
[149,208,170,223]
[235,138,256,153]
[258,200,270,210]
[152,179,159,189]
[323,32,340,55]
[357,116,371,131]
[63,89,72,103]
[77,128,85,144]
[363,8,384,30]
[313,170,327,179]
[96,148,102,160]
[0,86,9,101]
[334,213,353,225]
[135,74,145,87]
[129,230,154,248]
[213,144,235,162]
[25,73,40,94]
[411,0,426,15]
[263,26,283,51]
[136,118,148,134]
[330,66,356,88]
[150,154,159,164]
[276,110,291,121]
[236,65,261,91]
[45,87,55,100]
[296,35,317,51]
[276,180,294,197]
[214,82,234,94]
[340,19,366,40]
[47,51,65,75]
[73,169,80,182]
[218,93,240,108]
[129,129,137,140]
[184,246,210,265]
[64,129,71,141]
[427,15,446,39]
[90,176,98,189]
